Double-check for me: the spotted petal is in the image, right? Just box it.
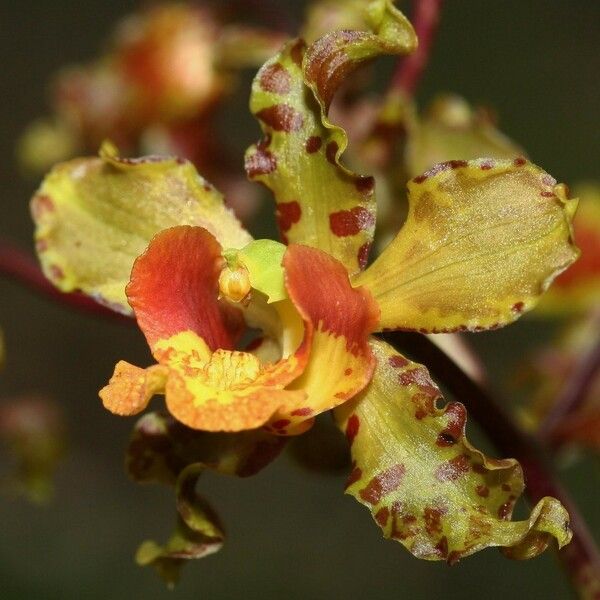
[127,410,287,484]
[101,226,308,432]
[245,1,416,275]
[128,411,285,583]
[405,94,524,177]
[335,339,571,562]
[275,244,380,433]
[31,147,251,314]
[135,464,224,587]
[354,159,579,332]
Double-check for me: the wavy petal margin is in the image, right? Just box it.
[135,464,224,587]
[405,94,524,177]
[31,148,251,314]
[102,226,310,433]
[334,339,571,562]
[128,412,286,584]
[536,183,600,315]
[126,410,287,484]
[354,158,579,332]
[245,1,416,275]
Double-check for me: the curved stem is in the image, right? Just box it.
[0,239,131,323]
[389,0,444,96]
[380,331,600,598]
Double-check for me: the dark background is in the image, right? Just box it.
[0,1,598,598]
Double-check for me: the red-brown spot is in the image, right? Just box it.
[291,407,313,417]
[424,507,445,535]
[325,141,339,164]
[413,174,428,184]
[345,465,362,489]
[512,301,525,313]
[357,242,371,270]
[435,455,470,482]
[329,207,375,237]
[415,408,427,420]
[259,63,291,95]
[290,39,305,67]
[355,176,375,194]
[480,160,494,170]
[344,368,353,376]
[476,485,490,498]
[305,136,322,153]
[272,419,290,429]
[513,156,527,166]
[540,190,555,198]
[449,159,468,169]
[436,432,456,447]
[447,551,462,565]
[472,462,487,474]
[390,505,416,541]
[359,464,406,505]
[375,507,390,527]
[501,483,512,492]
[436,402,466,447]
[245,147,277,177]
[389,355,409,368]
[276,201,301,237]
[398,368,439,398]
[256,105,304,132]
[345,414,360,444]
[435,536,449,558]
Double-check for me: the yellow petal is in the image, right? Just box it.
[335,339,572,561]
[246,3,416,275]
[155,331,307,433]
[354,159,579,332]
[31,149,251,314]
[535,183,600,315]
[277,244,380,432]
[100,361,168,416]
[406,94,524,177]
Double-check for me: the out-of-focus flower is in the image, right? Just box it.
[517,184,600,451]
[0,333,65,503]
[17,2,286,222]
[30,0,578,581]
[520,310,600,450]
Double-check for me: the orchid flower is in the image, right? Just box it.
[17,3,286,182]
[516,184,600,450]
[0,331,65,503]
[30,0,579,581]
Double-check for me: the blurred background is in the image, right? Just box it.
[0,1,598,598]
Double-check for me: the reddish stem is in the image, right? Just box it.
[381,331,600,598]
[538,313,600,443]
[0,240,131,323]
[390,0,444,96]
